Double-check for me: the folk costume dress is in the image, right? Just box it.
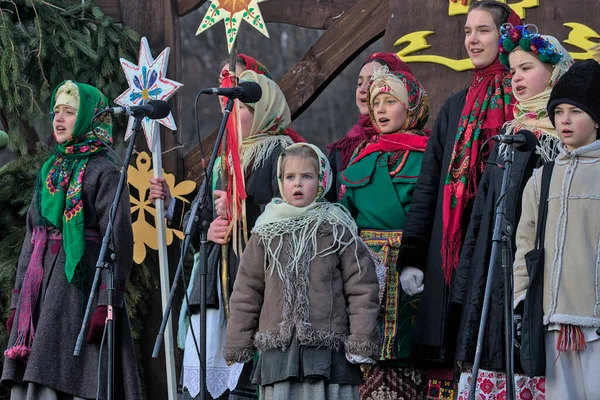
[224,143,380,400]
[453,34,572,400]
[1,81,141,400]
[178,71,296,400]
[328,52,414,201]
[339,67,430,399]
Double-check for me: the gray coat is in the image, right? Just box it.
[224,225,381,364]
[1,157,142,400]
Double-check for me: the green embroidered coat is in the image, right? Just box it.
[339,151,423,230]
[339,149,424,363]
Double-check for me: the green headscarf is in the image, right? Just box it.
[37,80,112,283]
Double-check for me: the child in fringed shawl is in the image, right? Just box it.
[453,26,574,399]
[224,143,380,400]
[327,52,414,201]
[338,66,430,398]
[174,71,299,399]
[1,81,141,399]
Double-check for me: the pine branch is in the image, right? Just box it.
[0,0,140,155]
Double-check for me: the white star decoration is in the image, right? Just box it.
[115,37,183,148]
[196,0,270,53]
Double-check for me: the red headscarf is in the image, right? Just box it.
[328,52,413,169]
[440,9,521,285]
[237,54,273,80]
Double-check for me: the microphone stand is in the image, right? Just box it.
[468,146,516,400]
[152,97,235,400]
[502,230,515,399]
[74,115,143,400]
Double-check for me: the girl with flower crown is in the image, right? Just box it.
[339,66,429,398]
[224,143,380,400]
[1,81,141,399]
[452,25,574,399]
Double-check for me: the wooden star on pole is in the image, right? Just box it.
[196,0,270,53]
[114,37,183,148]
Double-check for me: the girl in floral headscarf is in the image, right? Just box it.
[224,143,380,400]
[2,81,141,399]
[327,52,415,200]
[453,26,573,399]
[339,65,430,398]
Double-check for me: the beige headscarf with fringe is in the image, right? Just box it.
[253,143,362,279]
[238,70,294,173]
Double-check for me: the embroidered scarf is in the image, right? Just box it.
[328,52,414,170]
[441,61,515,285]
[38,81,112,283]
[253,143,361,279]
[237,53,273,79]
[6,81,111,362]
[223,55,304,143]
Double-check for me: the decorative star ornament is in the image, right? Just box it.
[196,0,270,53]
[115,37,183,148]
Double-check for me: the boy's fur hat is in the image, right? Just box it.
[548,59,600,125]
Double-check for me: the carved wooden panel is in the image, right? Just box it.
[183,0,387,181]
[383,0,600,128]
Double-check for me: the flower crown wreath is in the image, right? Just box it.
[498,24,563,68]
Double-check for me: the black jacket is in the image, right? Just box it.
[452,126,545,372]
[398,89,467,364]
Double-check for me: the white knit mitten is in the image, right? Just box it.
[345,347,376,365]
[399,267,424,296]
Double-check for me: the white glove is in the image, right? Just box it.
[400,267,424,296]
[345,347,375,364]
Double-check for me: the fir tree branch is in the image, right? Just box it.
[32,4,50,88]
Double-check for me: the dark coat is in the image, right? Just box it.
[326,147,343,203]
[397,89,466,364]
[1,157,141,400]
[168,145,284,310]
[451,126,543,371]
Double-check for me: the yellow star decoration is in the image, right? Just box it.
[196,0,270,53]
[128,151,197,264]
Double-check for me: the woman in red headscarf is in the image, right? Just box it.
[396,1,521,396]
[327,52,414,201]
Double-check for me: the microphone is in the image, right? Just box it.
[104,100,171,120]
[491,129,538,152]
[200,81,262,103]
